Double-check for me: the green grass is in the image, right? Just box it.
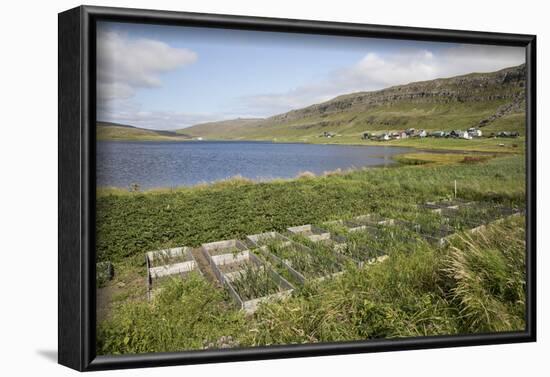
[481,113,526,135]
[97,216,525,354]
[324,223,417,261]
[97,272,247,354]
[230,265,285,301]
[277,135,524,154]
[444,219,526,332]
[265,238,346,280]
[96,154,525,263]
[96,153,526,354]
[392,152,499,166]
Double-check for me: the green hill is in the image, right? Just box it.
[97,122,192,141]
[182,64,526,140]
[176,118,262,138]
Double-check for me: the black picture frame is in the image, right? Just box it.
[58,5,537,372]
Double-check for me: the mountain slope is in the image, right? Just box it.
[178,118,263,138]
[183,64,526,140]
[97,122,192,141]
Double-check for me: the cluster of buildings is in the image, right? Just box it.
[431,128,483,140]
[319,127,519,142]
[492,131,520,138]
[362,128,427,141]
[362,127,486,141]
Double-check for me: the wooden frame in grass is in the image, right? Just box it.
[287,224,332,242]
[257,238,348,284]
[324,214,395,233]
[203,246,294,314]
[246,231,292,248]
[201,239,250,264]
[418,199,475,213]
[145,247,200,300]
[58,5,536,371]
[146,247,196,276]
[288,226,348,253]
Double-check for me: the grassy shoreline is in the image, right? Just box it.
[96,148,512,196]
[96,154,524,259]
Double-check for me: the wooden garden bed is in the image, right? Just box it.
[204,248,293,314]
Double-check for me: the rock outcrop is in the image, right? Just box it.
[268,64,526,124]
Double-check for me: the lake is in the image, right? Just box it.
[97,141,413,189]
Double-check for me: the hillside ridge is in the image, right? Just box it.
[267,64,525,124]
[182,64,525,140]
[97,121,192,141]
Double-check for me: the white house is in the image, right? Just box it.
[405,128,415,136]
[460,131,472,140]
[468,128,483,137]
[431,131,447,138]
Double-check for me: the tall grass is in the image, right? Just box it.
[444,218,526,333]
[266,238,345,280]
[230,265,283,301]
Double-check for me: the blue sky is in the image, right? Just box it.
[97,21,525,130]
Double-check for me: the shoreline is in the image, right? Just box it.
[97,136,525,154]
[96,150,512,195]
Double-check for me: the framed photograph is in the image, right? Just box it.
[58,5,536,371]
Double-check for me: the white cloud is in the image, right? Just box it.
[242,44,525,116]
[97,30,197,101]
[98,100,257,130]
[97,30,199,129]
[98,105,220,130]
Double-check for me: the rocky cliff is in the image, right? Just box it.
[268,64,525,125]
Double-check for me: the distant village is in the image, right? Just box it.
[320,128,520,141]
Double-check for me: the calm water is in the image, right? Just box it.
[97,141,413,189]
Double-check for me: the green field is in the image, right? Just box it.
[253,135,525,154]
[96,153,526,354]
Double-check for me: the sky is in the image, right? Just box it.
[97,21,525,130]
